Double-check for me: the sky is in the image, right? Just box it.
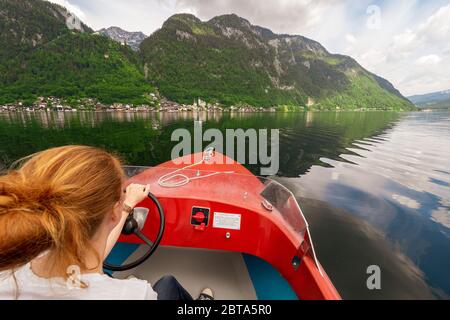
[47,0,450,96]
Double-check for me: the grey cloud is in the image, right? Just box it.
[169,0,341,35]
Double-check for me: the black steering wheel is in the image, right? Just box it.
[103,192,165,272]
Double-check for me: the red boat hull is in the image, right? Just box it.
[119,153,341,300]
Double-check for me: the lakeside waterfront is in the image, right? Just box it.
[1,96,417,113]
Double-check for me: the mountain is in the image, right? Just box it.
[0,0,155,106]
[140,14,415,111]
[0,0,90,62]
[97,26,147,52]
[408,90,450,109]
[0,2,415,111]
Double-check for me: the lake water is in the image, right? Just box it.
[0,110,449,299]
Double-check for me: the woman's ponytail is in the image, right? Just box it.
[0,146,124,276]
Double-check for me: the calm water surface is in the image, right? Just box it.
[0,110,449,299]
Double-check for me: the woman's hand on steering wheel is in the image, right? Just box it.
[123,183,151,210]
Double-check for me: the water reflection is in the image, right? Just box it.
[0,110,267,129]
[281,111,450,299]
[0,111,402,173]
[296,197,437,299]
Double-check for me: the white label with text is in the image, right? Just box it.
[213,213,241,230]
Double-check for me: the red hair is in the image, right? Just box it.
[0,145,124,278]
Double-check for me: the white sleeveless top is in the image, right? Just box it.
[0,263,158,300]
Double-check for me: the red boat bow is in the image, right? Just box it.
[119,152,341,300]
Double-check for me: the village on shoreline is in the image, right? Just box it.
[0,96,423,113]
[0,96,279,113]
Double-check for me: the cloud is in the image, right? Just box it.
[169,0,341,35]
[416,55,442,65]
[345,34,356,44]
[418,4,450,43]
[342,2,450,96]
[392,194,421,210]
[50,0,177,34]
[431,207,450,228]
[392,29,418,57]
[47,0,86,19]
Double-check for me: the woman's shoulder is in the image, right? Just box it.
[0,264,157,300]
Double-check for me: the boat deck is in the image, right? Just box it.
[112,246,258,300]
[108,245,300,300]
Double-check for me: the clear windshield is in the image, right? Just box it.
[257,177,308,234]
